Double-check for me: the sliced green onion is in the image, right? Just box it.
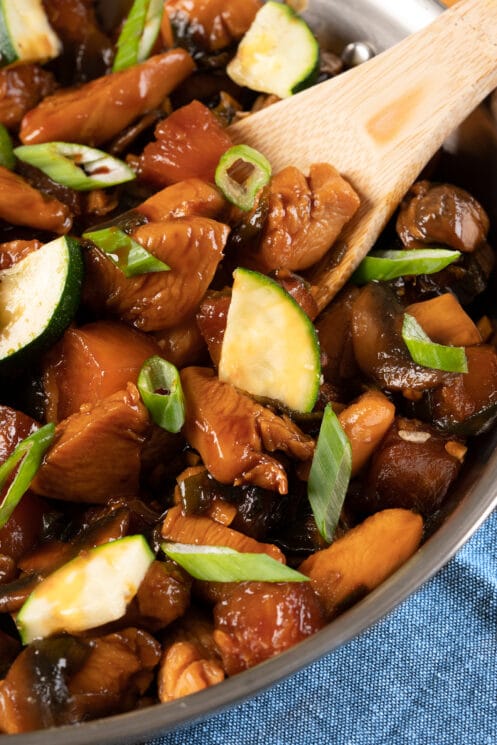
[113,0,164,72]
[0,423,55,529]
[161,542,309,582]
[308,404,351,544]
[402,313,468,373]
[215,144,272,211]
[0,124,14,170]
[138,356,185,433]
[352,248,461,284]
[83,226,170,278]
[13,142,136,191]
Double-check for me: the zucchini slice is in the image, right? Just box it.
[17,535,154,643]
[227,1,319,98]
[218,267,321,413]
[0,0,61,68]
[0,236,83,369]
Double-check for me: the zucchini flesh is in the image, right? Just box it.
[0,236,83,366]
[219,268,321,413]
[0,0,61,67]
[227,1,319,98]
[17,535,154,643]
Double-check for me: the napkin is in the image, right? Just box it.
[145,508,497,745]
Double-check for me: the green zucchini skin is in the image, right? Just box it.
[291,56,320,95]
[41,236,84,349]
[0,4,16,67]
[227,1,320,99]
[0,236,84,375]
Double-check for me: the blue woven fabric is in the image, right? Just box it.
[145,509,497,745]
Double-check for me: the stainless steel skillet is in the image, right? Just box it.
[4,1,497,743]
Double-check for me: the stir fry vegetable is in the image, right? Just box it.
[0,0,494,735]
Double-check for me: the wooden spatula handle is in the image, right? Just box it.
[229,0,497,312]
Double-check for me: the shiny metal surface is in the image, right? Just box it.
[341,41,376,68]
[4,1,497,743]
[303,0,443,53]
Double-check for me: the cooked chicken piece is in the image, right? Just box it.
[237,163,360,273]
[180,367,314,493]
[299,509,423,619]
[69,628,161,717]
[133,560,192,630]
[19,50,195,146]
[338,389,395,477]
[31,384,149,503]
[138,101,232,186]
[0,65,56,131]
[137,178,226,222]
[158,640,224,702]
[42,321,161,422]
[213,581,325,675]
[166,0,262,52]
[162,504,285,562]
[0,168,72,234]
[0,629,160,732]
[272,269,319,319]
[152,315,207,369]
[158,610,225,701]
[0,240,42,270]
[405,293,482,347]
[196,290,231,367]
[397,181,489,252]
[83,217,229,331]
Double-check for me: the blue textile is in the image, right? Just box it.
[145,510,497,745]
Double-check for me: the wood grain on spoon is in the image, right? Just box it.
[228,0,497,312]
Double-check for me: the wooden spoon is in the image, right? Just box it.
[228,0,497,313]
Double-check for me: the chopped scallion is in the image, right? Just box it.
[351,248,461,284]
[83,226,170,277]
[113,0,164,73]
[0,424,55,529]
[402,313,468,373]
[14,142,136,191]
[307,404,352,544]
[215,144,272,211]
[0,124,14,170]
[161,542,309,582]
[138,356,185,433]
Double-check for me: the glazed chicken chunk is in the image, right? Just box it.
[180,367,314,493]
